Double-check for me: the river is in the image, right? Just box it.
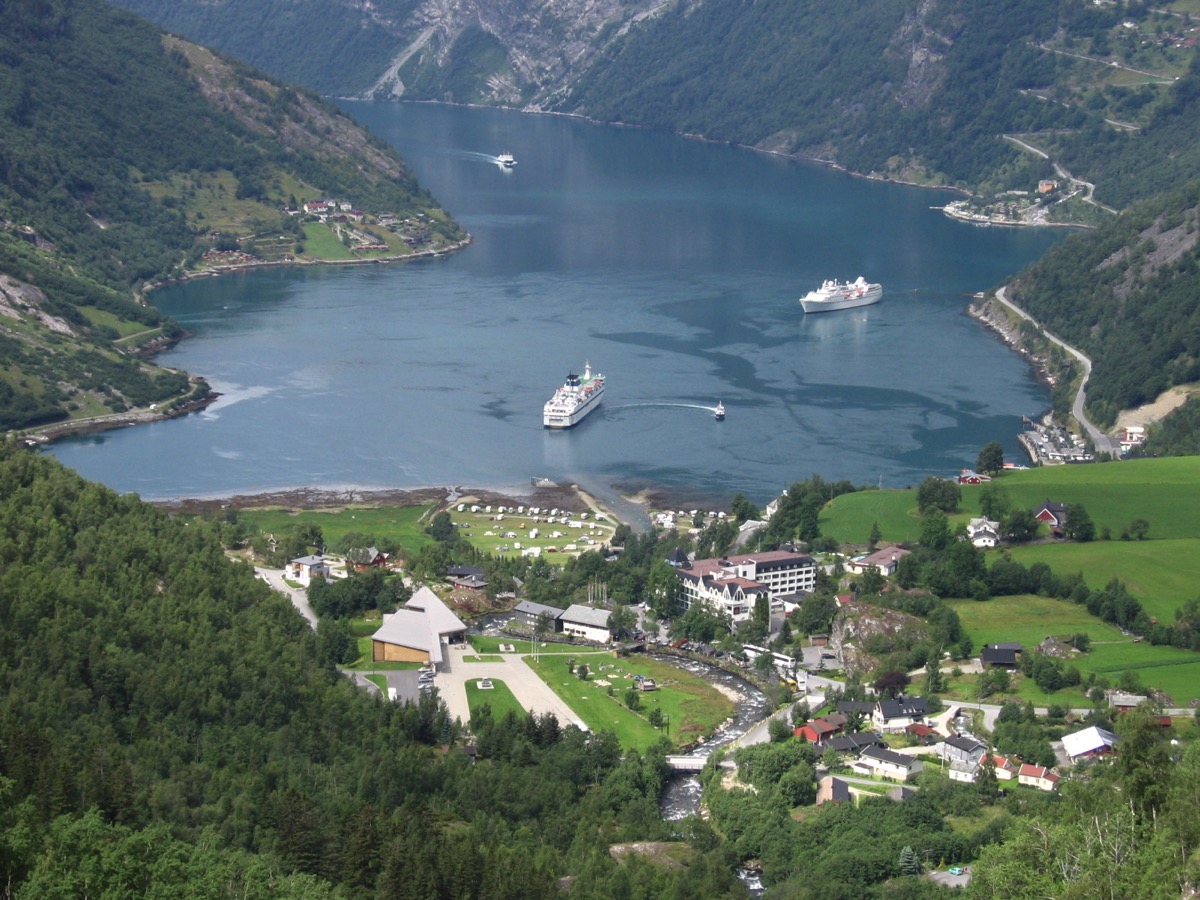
[46,103,1068,505]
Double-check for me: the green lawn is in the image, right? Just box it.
[947,594,1200,703]
[237,503,437,557]
[465,678,526,723]
[526,653,734,752]
[1005,538,1200,622]
[467,634,579,655]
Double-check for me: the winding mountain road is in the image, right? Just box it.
[993,286,1121,457]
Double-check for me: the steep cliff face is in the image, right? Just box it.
[830,603,930,679]
[365,0,669,105]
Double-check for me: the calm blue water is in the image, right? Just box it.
[47,104,1067,506]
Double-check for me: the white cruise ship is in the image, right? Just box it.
[543,362,605,429]
[800,276,882,313]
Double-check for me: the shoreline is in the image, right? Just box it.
[141,234,474,293]
[151,480,646,528]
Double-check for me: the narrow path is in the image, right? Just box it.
[993,286,1121,456]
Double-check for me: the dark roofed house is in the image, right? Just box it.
[816,776,852,807]
[837,700,877,717]
[447,564,485,579]
[873,696,929,733]
[942,734,987,766]
[855,745,924,782]
[512,600,563,632]
[795,717,841,743]
[818,731,885,754]
[981,643,1021,668]
[666,547,691,568]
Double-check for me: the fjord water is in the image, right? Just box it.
[48,103,1067,505]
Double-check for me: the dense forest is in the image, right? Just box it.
[0,0,463,432]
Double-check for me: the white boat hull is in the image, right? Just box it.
[800,278,882,313]
[543,362,605,428]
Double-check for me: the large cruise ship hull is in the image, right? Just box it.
[800,278,883,313]
[544,387,604,428]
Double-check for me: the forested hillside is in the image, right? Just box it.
[1007,178,1200,429]
[0,0,463,433]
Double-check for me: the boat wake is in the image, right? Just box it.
[454,150,512,168]
[611,402,723,415]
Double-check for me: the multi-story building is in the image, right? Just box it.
[674,548,817,622]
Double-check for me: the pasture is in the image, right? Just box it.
[821,457,1200,546]
[947,594,1200,703]
[1006,538,1200,622]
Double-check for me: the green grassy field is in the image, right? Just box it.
[301,222,355,259]
[1006,539,1200,622]
[819,489,923,545]
[237,503,437,557]
[821,457,1200,545]
[465,678,526,723]
[947,595,1200,703]
[527,653,733,751]
[961,458,1200,540]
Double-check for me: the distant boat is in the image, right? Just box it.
[498,152,516,168]
[714,402,726,420]
[800,276,882,313]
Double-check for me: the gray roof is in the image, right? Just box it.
[372,609,443,665]
[878,696,929,720]
[514,600,563,619]
[861,745,918,768]
[405,586,467,637]
[945,734,986,752]
[559,603,611,629]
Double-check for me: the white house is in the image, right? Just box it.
[558,604,612,643]
[854,745,924,782]
[1017,763,1060,792]
[967,517,1001,548]
[845,546,912,577]
[287,555,330,586]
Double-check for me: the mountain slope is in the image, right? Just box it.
[0,0,464,433]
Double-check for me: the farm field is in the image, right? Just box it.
[527,652,733,751]
[947,594,1200,703]
[1005,538,1200,622]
